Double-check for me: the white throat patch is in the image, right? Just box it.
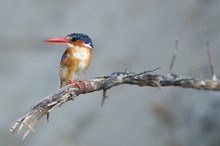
[67,43,74,47]
[67,43,92,49]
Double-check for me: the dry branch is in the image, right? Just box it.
[10,69,220,140]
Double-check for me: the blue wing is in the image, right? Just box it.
[61,50,67,62]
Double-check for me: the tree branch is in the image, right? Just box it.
[10,68,220,140]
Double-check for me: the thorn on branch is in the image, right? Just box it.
[101,89,108,107]
[46,113,49,122]
[131,67,161,78]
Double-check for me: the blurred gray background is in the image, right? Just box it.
[1,0,220,146]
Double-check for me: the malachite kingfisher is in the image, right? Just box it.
[43,33,93,89]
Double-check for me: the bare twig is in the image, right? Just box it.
[169,33,180,73]
[101,89,107,107]
[204,30,217,81]
[10,69,220,140]
[207,48,217,80]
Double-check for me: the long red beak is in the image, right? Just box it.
[43,37,70,43]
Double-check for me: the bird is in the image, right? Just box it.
[43,33,93,89]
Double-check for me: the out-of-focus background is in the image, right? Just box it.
[1,0,220,146]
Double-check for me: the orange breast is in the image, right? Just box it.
[60,46,91,81]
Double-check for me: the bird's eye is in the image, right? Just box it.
[71,38,77,42]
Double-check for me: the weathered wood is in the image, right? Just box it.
[10,69,220,140]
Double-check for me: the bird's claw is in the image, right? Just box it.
[68,80,83,90]
[78,80,88,88]
[68,80,88,90]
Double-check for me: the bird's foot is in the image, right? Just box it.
[78,80,88,89]
[68,80,83,90]
[68,80,88,90]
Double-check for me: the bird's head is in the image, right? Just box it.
[43,33,93,49]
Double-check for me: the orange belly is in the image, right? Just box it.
[59,47,91,87]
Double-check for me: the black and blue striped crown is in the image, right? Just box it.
[65,33,93,48]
